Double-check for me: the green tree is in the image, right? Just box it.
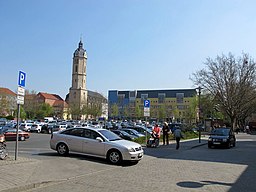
[88,102,102,119]
[23,90,38,119]
[69,104,82,120]
[36,103,53,119]
[123,105,130,120]
[191,53,256,129]
[0,95,10,116]
[158,105,167,122]
[135,105,142,119]
[111,104,119,119]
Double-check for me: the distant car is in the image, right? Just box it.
[112,130,137,141]
[130,126,152,136]
[19,123,33,132]
[50,127,143,164]
[51,124,67,132]
[208,127,236,149]
[30,124,42,133]
[3,129,30,141]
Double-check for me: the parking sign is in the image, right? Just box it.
[144,100,150,108]
[18,71,26,87]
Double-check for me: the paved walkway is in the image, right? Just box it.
[0,137,209,192]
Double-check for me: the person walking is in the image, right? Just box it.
[162,122,170,145]
[173,126,183,150]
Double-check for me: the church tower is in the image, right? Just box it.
[68,40,88,118]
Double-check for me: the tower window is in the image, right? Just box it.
[75,65,78,72]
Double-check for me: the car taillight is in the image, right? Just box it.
[0,135,5,142]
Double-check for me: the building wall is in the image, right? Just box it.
[108,89,197,123]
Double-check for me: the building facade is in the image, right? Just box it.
[108,89,198,123]
[37,92,68,119]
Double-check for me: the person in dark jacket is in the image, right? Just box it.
[173,127,183,149]
[162,122,170,145]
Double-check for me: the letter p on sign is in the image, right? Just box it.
[18,71,26,87]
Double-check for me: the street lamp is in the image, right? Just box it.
[196,86,203,143]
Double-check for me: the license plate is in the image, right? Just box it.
[213,142,220,144]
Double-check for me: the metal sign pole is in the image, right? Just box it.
[145,116,147,146]
[15,104,20,160]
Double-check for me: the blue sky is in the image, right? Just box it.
[1,0,256,99]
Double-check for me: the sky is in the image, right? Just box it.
[1,0,256,99]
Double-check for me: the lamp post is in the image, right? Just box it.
[197,86,203,143]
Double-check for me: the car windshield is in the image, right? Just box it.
[98,129,122,141]
[211,128,230,136]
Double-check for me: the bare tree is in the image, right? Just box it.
[191,53,256,129]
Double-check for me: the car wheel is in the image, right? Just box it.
[227,142,231,149]
[0,148,8,160]
[107,150,122,164]
[57,143,69,156]
[233,142,236,147]
[20,136,25,141]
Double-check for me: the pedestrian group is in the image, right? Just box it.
[151,122,184,150]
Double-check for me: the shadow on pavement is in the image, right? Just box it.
[177,180,233,189]
[143,136,256,192]
[36,151,137,167]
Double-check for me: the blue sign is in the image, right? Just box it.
[144,100,150,108]
[18,71,26,87]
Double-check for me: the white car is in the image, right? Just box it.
[30,124,42,133]
[19,123,33,132]
[50,127,143,164]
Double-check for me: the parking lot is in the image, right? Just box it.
[1,133,256,192]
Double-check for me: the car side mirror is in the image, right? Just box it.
[96,137,103,142]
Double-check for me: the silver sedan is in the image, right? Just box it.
[50,127,143,164]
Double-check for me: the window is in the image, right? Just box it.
[118,94,125,104]
[61,128,84,137]
[75,65,78,73]
[158,93,165,103]
[84,129,101,139]
[176,93,184,103]
[141,94,148,103]
[177,105,185,110]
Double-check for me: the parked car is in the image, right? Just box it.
[50,124,67,133]
[122,128,145,138]
[50,127,143,164]
[19,123,33,132]
[111,130,137,141]
[208,127,236,148]
[3,129,30,141]
[30,124,42,133]
[130,125,152,136]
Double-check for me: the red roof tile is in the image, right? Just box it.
[0,87,16,96]
[38,92,63,101]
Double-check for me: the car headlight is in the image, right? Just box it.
[208,138,212,141]
[128,148,136,152]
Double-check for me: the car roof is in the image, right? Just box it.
[64,126,106,131]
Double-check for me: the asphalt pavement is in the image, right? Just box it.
[0,136,209,192]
